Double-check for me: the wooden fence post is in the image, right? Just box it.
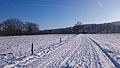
[60,38,61,42]
[31,43,33,55]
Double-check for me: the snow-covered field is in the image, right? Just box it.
[0,34,120,68]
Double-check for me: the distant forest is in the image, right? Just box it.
[41,21,120,34]
[0,18,120,36]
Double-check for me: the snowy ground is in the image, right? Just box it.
[89,34,120,67]
[0,34,120,68]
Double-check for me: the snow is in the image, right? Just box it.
[0,34,120,68]
[89,34,120,67]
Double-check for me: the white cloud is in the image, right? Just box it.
[26,4,80,10]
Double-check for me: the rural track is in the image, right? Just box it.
[43,35,116,68]
[3,35,118,68]
[59,36,114,68]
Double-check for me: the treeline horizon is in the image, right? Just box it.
[41,21,120,34]
[0,18,40,36]
[0,18,120,36]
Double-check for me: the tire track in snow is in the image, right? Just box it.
[60,35,115,68]
[89,37,120,68]
[62,36,100,68]
[36,35,81,68]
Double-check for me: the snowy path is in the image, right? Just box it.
[59,36,115,68]
[2,34,120,68]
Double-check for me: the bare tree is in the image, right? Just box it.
[72,21,82,34]
[25,22,39,34]
[1,18,24,35]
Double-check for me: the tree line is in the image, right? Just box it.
[1,18,120,36]
[0,18,39,36]
[42,21,120,34]
[73,21,120,34]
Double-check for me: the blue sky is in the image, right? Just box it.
[0,0,120,29]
